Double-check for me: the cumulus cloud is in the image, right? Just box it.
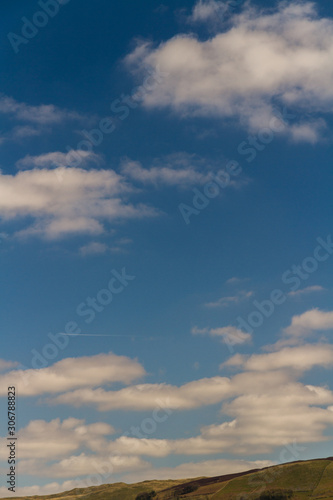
[2,347,333,467]
[107,370,333,457]
[0,94,82,125]
[222,344,333,372]
[0,167,157,239]
[284,308,333,338]
[0,352,145,396]
[49,376,232,411]
[126,1,333,139]
[0,418,114,460]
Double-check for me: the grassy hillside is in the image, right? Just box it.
[2,458,333,500]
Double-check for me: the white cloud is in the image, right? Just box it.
[0,359,19,372]
[3,347,333,466]
[222,344,333,372]
[288,285,326,298]
[105,370,333,457]
[16,150,101,170]
[205,290,253,307]
[0,352,145,396]
[126,2,333,139]
[284,309,333,338]
[49,376,232,411]
[0,167,157,239]
[0,93,82,125]
[0,418,114,460]
[192,325,252,345]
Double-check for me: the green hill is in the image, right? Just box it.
[2,457,333,500]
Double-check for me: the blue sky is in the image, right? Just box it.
[1,0,333,496]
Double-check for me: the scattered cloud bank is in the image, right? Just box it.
[1,310,333,488]
[126,1,333,140]
[1,151,234,239]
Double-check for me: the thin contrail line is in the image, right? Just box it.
[59,333,160,338]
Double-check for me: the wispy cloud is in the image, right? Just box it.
[205,290,253,308]
[120,153,211,188]
[79,238,132,256]
[0,93,83,125]
[226,277,248,285]
[189,0,229,24]
[79,241,108,256]
[288,285,326,298]
[16,150,101,170]
[192,325,252,345]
